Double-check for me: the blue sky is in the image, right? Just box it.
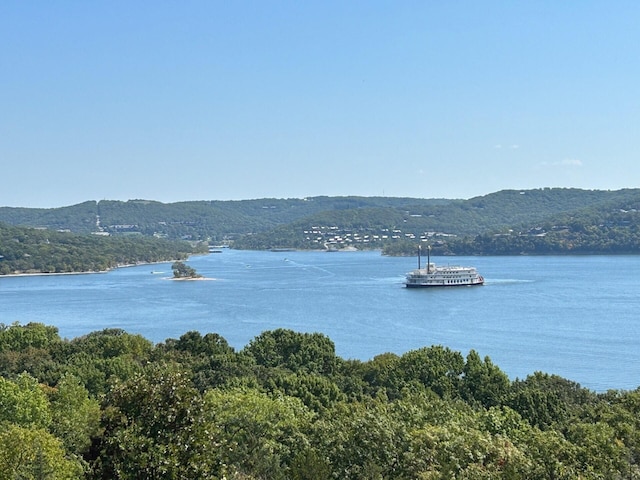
[1,1,639,207]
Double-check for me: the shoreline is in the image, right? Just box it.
[0,270,110,278]
[0,259,182,279]
[167,276,216,281]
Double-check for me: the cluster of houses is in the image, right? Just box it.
[302,226,456,249]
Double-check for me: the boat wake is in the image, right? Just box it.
[283,260,335,278]
[485,278,534,285]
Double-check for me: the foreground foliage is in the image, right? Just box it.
[1,322,639,479]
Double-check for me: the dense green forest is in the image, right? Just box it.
[0,322,638,479]
[234,189,640,254]
[383,191,640,256]
[4,189,640,255]
[0,197,448,241]
[0,223,206,275]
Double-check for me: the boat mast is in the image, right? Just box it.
[427,245,431,273]
[417,245,421,270]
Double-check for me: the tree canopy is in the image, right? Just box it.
[171,261,201,279]
[1,321,639,478]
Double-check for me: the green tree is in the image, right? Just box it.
[172,261,200,278]
[505,372,594,430]
[62,329,152,396]
[243,329,337,375]
[0,322,61,352]
[462,350,510,408]
[203,387,314,479]
[519,428,581,479]
[0,373,51,428]
[566,420,629,476]
[49,374,101,456]
[312,397,406,479]
[0,323,62,384]
[263,371,346,412]
[397,345,465,399]
[172,330,233,356]
[94,366,213,479]
[154,331,254,391]
[361,352,404,399]
[407,421,530,478]
[0,424,83,480]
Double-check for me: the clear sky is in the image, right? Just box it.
[1,1,639,207]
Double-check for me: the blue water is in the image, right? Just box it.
[1,250,639,392]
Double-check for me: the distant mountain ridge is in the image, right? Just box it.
[0,196,452,240]
[2,188,640,254]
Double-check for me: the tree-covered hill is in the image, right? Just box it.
[1,322,639,478]
[0,196,450,241]
[384,189,640,256]
[459,188,635,230]
[235,188,640,252]
[4,189,640,254]
[0,223,205,275]
[0,201,100,233]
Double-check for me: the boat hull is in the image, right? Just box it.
[405,279,484,288]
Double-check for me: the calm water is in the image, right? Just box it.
[1,250,639,392]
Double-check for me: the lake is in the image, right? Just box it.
[1,250,638,392]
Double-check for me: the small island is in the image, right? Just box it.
[171,261,204,280]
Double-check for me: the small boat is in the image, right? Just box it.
[405,246,484,288]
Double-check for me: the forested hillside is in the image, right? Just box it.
[1,322,638,479]
[235,188,640,253]
[0,197,449,241]
[0,201,100,233]
[4,189,640,255]
[0,223,205,275]
[384,189,640,256]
